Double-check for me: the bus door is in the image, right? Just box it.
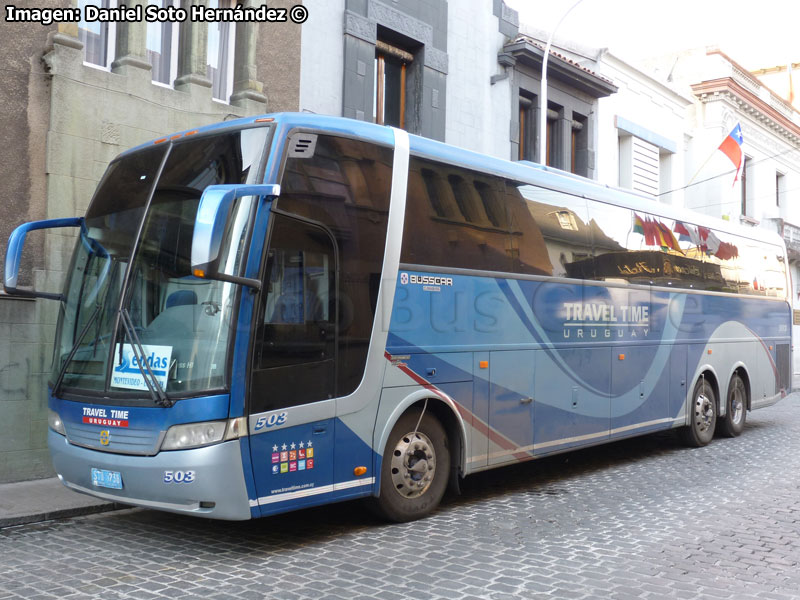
[248,213,337,514]
[488,350,535,466]
[534,345,611,454]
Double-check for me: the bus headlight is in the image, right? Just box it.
[161,420,227,451]
[48,410,66,436]
[160,418,246,451]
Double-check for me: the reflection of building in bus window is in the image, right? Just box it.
[516,186,592,278]
[277,134,393,397]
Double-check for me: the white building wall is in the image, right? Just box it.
[594,52,690,207]
[299,0,344,116]
[445,0,511,159]
[683,100,744,221]
[668,49,800,377]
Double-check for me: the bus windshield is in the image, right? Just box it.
[51,126,270,398]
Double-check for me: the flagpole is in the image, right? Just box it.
[685,148,718,187]
[687,124,742,187]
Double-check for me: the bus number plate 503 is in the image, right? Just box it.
[163,470,196,484]
[254,412,288,431]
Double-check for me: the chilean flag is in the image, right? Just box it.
[718,123,743,182]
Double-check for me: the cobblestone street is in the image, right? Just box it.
[3,394,800,600]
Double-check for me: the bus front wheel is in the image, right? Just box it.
[717,373,746,437]
[682,377,716,447]
[373,408,450,522]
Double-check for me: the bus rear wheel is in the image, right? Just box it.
[718,373,746,437]
[682,378,716,447]
[373,408,450,522]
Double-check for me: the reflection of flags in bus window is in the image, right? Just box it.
[674,221,692,242]
[633,213,655,246]
[701,228,721,255]
[643,217,657,246]
[674,220,704,248]
[654,220,682,253]
[633,213,645,235]
[715,241,739,260]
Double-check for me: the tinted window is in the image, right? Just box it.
[251,214,336,412]
[403,159,516,273]
[515,185,592,278]
[277,135,393,396]
[400,156,786,296]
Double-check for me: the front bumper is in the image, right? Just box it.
[49,430,252,520]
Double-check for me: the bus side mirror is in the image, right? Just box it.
[4,218,83,300]
[191,183,280,290]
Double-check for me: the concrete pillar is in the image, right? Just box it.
[111,0,151,75]
[47,0,82,52]
[175,0,212,91]
[558,113,572,171]
[230,0,267,109]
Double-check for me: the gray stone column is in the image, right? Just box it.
[47,0,83,52]
[44,1,84,77]
[111,0,151,75]
[175,0,212,92]
[558,112,572,171]
[230,0,267,109]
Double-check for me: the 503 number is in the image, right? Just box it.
[254,412,288,431]
[163,470,196,484]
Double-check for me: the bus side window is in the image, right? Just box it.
[276,135,393,398]
[514,184,592,279]
[251,214,337,412]
[402,158,518,274]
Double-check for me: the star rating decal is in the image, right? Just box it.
[270,439,316,475]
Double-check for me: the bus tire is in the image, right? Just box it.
[682,377,716,447]
[373,408,450,522]
[718,373,746,437]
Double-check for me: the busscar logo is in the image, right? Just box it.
[401,274,454,287]
[99,430,110,446]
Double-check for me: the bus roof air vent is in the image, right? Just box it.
[288,133,318,158]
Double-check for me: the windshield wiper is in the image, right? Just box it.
[52,302,104,397]
[119,308,173,408]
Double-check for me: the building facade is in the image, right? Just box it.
[641,48,800,371]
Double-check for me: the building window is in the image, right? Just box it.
[618,135,659,197]
[374,40,413,128]
[518,92,536,161]
[147,0,178,85]
[78,0,116,68]
[777,171,785,207]
[207,0,235,102]
[554,209,578,231]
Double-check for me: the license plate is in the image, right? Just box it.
[91,468,122,490]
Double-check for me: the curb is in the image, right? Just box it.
[0,502,127,529]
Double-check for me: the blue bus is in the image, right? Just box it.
[4,114,791,522]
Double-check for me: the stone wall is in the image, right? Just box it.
[0,4,300,482]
